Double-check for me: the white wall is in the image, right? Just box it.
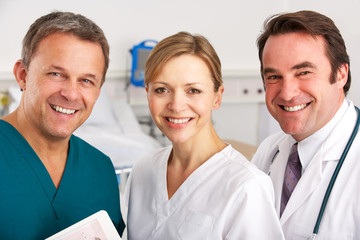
[0,0,287,74]
[0,0,359,145]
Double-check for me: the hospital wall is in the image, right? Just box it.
[0,0,359,146]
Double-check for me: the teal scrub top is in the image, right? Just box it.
[0,120,125,239]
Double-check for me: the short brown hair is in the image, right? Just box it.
[22,11,109,85]
[257,10,351,94]
[145,31,222,92]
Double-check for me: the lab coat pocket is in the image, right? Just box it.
[178,211,214,240]
[294,224,353,240]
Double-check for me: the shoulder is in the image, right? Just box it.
[70,134,108,157]
[69,135,114,171]
[124,146,170,203]
[0,120,24,143]
[219,146,273,188]
[255,131,286,157]
[251,131,287,170]
[131,146,171,173]
[259,131,287,149]
[214,147,276,211]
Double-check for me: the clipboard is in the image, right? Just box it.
[45,210,121,240]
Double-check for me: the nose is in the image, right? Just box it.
[60,79,80,101]
[167,92,187,113]
[277,77,300,101]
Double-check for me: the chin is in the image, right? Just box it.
[167,135,189,144]
[281,125,307,138]
[48,127,75,139]
[51,132,72,139]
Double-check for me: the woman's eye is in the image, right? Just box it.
[155,87,167,93]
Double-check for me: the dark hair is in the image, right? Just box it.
[22,11,109,85]
[145,31,222,92]
[257,10,351,94]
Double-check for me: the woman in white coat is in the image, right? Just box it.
[124,31,284,240]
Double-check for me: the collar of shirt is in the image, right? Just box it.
[294,99,349,173]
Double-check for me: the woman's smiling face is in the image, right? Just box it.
[146,54,223,144]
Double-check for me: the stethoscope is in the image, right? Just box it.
[270,106,360,240]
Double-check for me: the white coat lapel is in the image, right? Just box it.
[269,138,292,215]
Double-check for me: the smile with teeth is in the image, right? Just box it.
[51,105,76,115]
[167,117,192,124]
[283,103,309,112]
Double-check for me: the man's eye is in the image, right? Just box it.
[264,74,282,84]
[189,89,201,94]
[267,75,279,80]
[50,72,60,77]
[299,71,311,75]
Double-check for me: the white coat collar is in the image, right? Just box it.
[321,100,357,161]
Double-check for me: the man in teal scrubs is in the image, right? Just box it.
[0,11,125,239]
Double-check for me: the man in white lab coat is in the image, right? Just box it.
[252,10,360,239]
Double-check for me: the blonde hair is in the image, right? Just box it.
[145,31,222,91]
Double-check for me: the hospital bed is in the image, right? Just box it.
[73,89,162,190]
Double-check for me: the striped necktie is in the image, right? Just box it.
[280,143,302,216]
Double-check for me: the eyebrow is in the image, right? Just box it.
[263,61,317,75]
[263,67,277,76]
[46,65,98,80]
[152,81,202,86]
[292,61,316,70]
[46,65,65,72]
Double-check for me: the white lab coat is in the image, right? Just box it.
[124,145,284,240]
[252,101,360,239]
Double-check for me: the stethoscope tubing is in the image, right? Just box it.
[311,106,360,238]
[270,106,360,240]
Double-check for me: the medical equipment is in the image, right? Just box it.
[127,40,159,138]
[0,90,10,117]
[271,106,360,240]
[129,40,157,87]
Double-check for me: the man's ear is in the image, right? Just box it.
[13,60,27,91]
[336,63,349,89]
[212,86,224,110]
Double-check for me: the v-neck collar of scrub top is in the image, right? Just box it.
[0,120,77,218]
[155,145,232,226]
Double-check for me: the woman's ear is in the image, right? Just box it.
[212,86,224,110]
[13,60,27,91]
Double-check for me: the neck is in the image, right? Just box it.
[3,109,69,189]
[166,125,226,199]
[170,126,226,169]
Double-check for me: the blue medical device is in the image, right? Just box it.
[130,40,157,87]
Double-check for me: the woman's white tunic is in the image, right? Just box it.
[125,145,284,239]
